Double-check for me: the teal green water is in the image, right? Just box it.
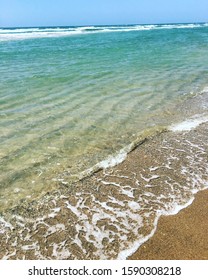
[0,24,208,210]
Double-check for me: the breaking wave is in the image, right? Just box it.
[0,23,207,41]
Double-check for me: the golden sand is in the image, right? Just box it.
[129,189,208,260]
[1,123,207,260]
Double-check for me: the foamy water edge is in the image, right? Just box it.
[119,116,208,259]
[0,115,208,260]
[68,114,208,184]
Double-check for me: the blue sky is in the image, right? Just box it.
[0,0,207,27]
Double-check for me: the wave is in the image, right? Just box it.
[65,126,167,183]
[118,196,196,259]
[1,112,208,260]
[0,23,207,41]
[170,114,208,132]
[63,113,208,185]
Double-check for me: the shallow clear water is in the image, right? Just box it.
[0,23,208,211]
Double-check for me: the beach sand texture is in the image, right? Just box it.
[129,189,208,260]
[0,121,207,260]
[1,24,208,260]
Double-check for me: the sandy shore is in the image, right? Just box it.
[129,189,208,260]
[0,122,207,260]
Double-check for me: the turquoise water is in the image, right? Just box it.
[0,23,208,211]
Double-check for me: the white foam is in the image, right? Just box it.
[100,180,121,187]
[0,23,207,41]
[98,148,128,169]
[119,178,208,260]
[1,250,17,260]
[46,224,65,237]
[170,114,208,132]
[121,188,134,198]
[141,174,160,182]
[128,201,141,211]
[65,201,80,217]
[117,195,195,260]
[162,197,195,216]
[0,217,14,233]
[48,207,61,218]
[52,242,71,259]
[201,86,208,93]
[22,243,39,251]
[117,215,159,260]
[1,109,208,260]
[149,166,159,171]
[77,145,131,179]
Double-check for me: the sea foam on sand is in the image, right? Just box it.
[170,114,208,132]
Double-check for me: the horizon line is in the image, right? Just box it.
[1,21,207,29]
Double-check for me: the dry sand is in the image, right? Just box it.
[129,189,208,260]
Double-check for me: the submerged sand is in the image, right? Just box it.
[0,120,208,260]
[129,189,208,260]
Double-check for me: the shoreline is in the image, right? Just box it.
[0,121,208,260]
[128,188,208,260]
[1,23,208,260]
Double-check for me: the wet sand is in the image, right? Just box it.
[0,121,207,260]
[129,189,208,260]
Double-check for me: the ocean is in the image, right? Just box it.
[0,23,208,259]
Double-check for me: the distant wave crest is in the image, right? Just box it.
[0,23,207,41]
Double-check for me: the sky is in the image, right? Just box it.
[0,0,208,27]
